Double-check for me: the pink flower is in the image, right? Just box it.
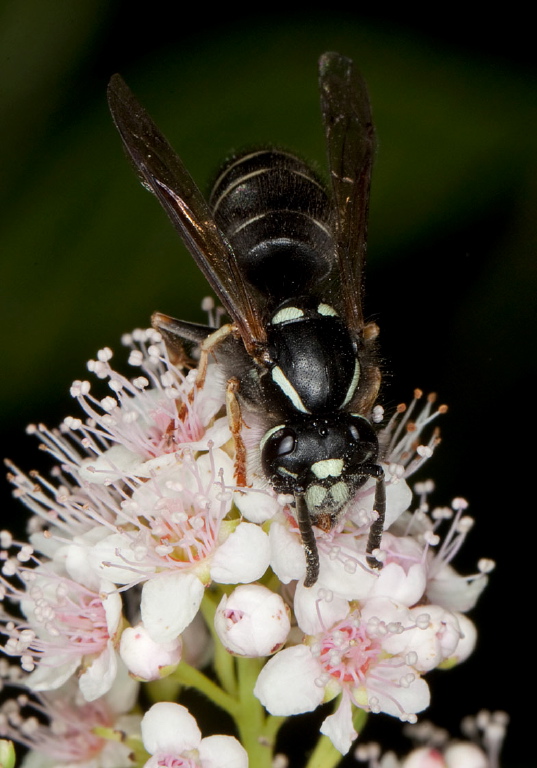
[1,539,122,701]
[254,604,431,754]
[0,672,140,768]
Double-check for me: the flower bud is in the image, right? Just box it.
[214,584,290,657]
[444,743,488,768]
[438,613,477,668]
[120,622,182,680]
[402,746,445,767]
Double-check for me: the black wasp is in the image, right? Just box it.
[107,52,385,587]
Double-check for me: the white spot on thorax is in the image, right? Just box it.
[271,306,304,325]
[271,366,310,413]
[317,303,338,317]
[342,358,361,407]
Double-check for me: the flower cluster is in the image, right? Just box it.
[1,328,493,767]
[355,710,509,768]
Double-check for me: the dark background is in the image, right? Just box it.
[1,3,535,766]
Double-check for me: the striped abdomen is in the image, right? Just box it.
[209,150,335,308]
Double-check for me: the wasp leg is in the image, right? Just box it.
[226,376,248,488]
[151,311,216,367]
[296,494,320,587]
[197,324,236,390]
[365,465,386,569]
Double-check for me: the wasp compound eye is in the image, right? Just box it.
[261,427,296,467]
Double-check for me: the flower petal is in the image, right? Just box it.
[120,623,182,680]
[426,564,488,613]
[293,581,349,635]
[141,702,201,755]
[141,571,204,642]
[210,523,270,584]
[320,694,357,755]
[198,735,249,768]
[25,655,79,692]
[369,561,426,607]
[254,645,324,715]
[234,487,281,524]
[79,640,118,701]
[214,585,290,657]
[370,665,430,717]
[79,445,144,485]
[268,519,306,584]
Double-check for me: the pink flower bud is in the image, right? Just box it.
[120,623,182,680]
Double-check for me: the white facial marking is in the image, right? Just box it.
[329,481,350,505]
[271,366,309,413]
[306,484,328,509]
[271,306,304,325]
[317,303,338,317]
[342,358,361,407]
[311,458,344,479]
[278,467,298,478]
[259,424,286,453]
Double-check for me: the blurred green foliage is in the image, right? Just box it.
[1,8,534,417]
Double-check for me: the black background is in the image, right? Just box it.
[1,4,535,766]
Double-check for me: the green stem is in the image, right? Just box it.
[200,590,238,696]
[305,733,345,768]
[352,707,368,735]
[173,662,240,719]
[265,713,286,743]
[305,704,369,768]
[233,656,285,768]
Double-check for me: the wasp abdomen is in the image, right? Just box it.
[210,150,335,305]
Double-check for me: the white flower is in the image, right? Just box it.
[3,329,492,767]
[393,493,494,614]
[214,585,291,656]
[141,702,248,768]
[359,599,463,673]
[254,604,431,755]
[1,540,122,702]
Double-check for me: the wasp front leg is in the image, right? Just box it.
[226,376,248,488]
[196,324,238,390]
[365,466,386,569]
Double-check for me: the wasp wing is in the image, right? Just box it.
[318,52,375,335]
[107,74,267,353]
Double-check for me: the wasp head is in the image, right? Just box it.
[261,414,379,524]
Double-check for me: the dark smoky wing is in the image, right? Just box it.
[107,74,267,351]
[318,52,375,335]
